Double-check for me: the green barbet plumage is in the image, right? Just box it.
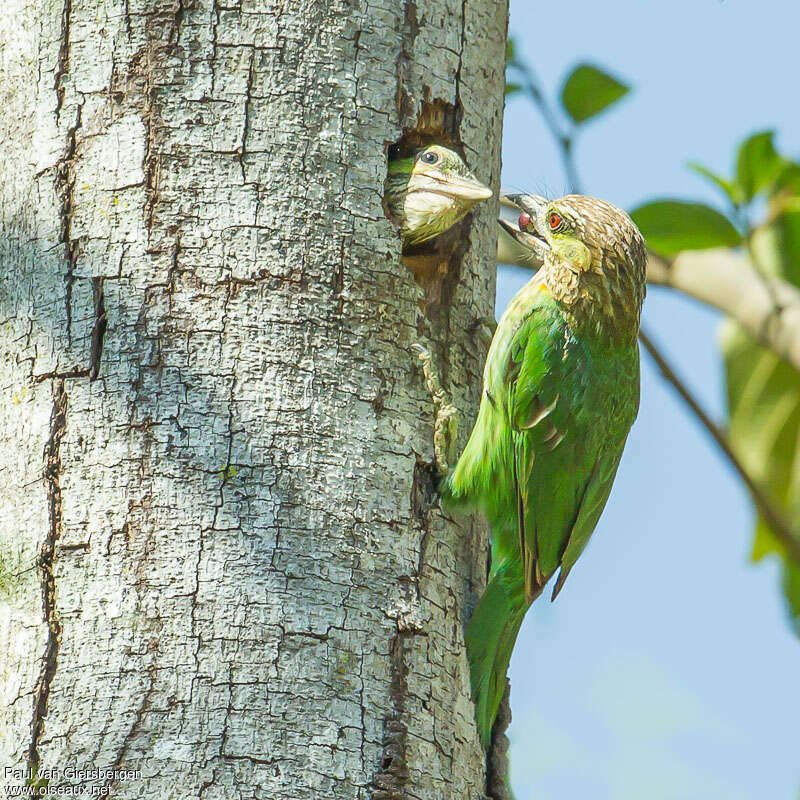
[384,144,492,246]
[443,193,647,746]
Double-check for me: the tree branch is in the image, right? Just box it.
[647,249,800,374]
[639,327,800,565]
[508,60,580,194]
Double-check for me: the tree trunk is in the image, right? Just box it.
[0,0,507,797]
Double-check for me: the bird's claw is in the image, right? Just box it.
[411,341,460,474]
[434,405,459,475]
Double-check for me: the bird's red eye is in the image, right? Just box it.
[548,212,562,230]
[518,211,532,230]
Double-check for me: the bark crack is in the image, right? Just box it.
[453,0,467,116]
[209,0,219,94]
[486,688,513,800]
[89,277,107,381]
[370,631,410,800]
[172,0,186,45]
[28,380,68,774]
[370,452,439,798]
[56,102,83,343]
[54,0,72,119]
[104,665,157,789]
[139,57,158,235]
[394,1,419,123]
[238,48,256,184]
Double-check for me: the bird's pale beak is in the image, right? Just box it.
[424,171,493,201]
[498,193,551,253]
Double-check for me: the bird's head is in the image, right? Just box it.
[385,144,493,247]
[500,193,647,340]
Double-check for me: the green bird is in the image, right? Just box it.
[443,193,647,746]
[384,144,493,247]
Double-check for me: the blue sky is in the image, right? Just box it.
[499,1,800,797]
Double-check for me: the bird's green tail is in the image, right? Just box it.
[466,559,528,747]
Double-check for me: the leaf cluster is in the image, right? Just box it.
[632,132,800,633]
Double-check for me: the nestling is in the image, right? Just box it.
[384,144,493,247]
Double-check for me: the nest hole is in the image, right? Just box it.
[383,99,474,308]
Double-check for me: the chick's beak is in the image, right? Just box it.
[425,171,493,201]
[498,192,550,253]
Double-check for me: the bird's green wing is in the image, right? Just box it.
[550,447,624,600]
[503,306,569,599]
[504,304,629,601]
[445,281,551,521]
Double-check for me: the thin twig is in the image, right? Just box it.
[639,327,800,565]
[511,60,581,194]
[646,249,800,374]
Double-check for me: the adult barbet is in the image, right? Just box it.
[443,193,647,745]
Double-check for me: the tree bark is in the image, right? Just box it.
[0,1,508,797]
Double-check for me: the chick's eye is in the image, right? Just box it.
[421,151,438,164]
[518,211,532,230]
[548,212,563,230]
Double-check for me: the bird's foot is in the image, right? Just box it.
[411,342,459,474]
[433,403,459,477]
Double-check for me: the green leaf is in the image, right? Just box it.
[721,165,800,636]
[505,82,522,98]
[506,37,516,65]
[560,64,630,124]
[687,162,738,205]
[629,200,741,256]
[735,130,783,201]
[721,319,800,638]
[783,562,800,635]
[750,211,800,286]
[752,518,784,562]
[775,160,800,195]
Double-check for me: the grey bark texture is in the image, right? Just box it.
[0,0,508,798]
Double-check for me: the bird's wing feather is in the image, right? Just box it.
[503,305,568,599]
[550,447,624,600]
[503,297,630,600]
